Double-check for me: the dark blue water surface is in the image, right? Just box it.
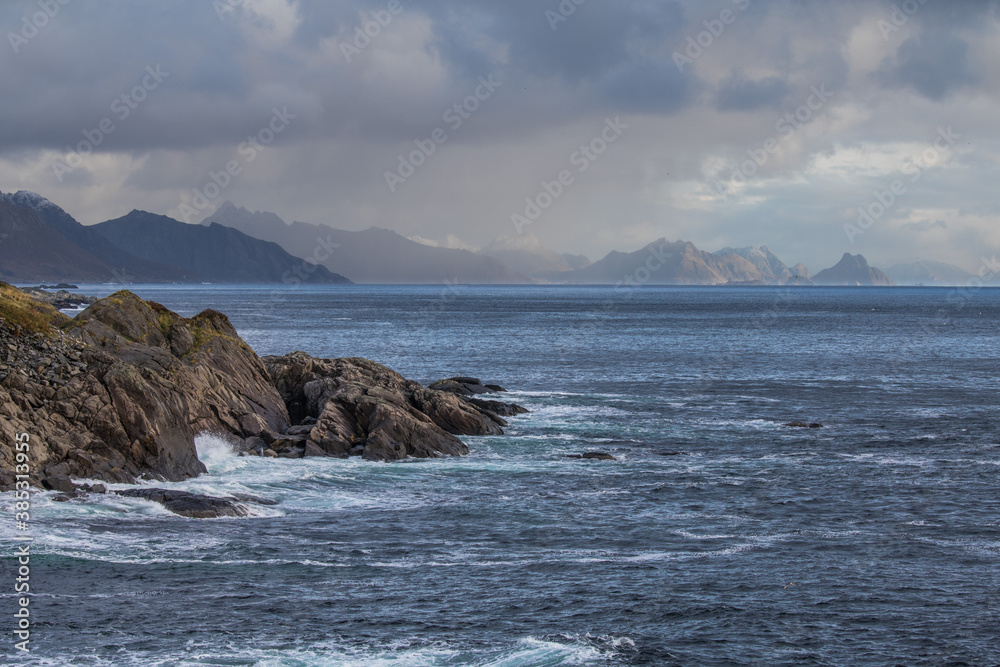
[3,286,999,666]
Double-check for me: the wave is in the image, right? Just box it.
[11,635,629,666]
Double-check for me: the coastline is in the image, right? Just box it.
[0,285,525,509]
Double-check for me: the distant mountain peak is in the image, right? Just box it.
[813,253,894,286]
[409,234,478,251]
[1,190,61,213]
[201,201,290,230]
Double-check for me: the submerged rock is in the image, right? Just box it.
[115,488,257,519]
[566,452,617,461]
[785,421,824,428]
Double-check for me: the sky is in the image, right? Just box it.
[1,0,999,273]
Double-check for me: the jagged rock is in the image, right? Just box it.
[428,376,499,396]
[0,287,290,490]
[115,489,251,519]
[20,287,96,310]
[464,396,529,417]
[0,285,529,490]
[42,475,75,492]
[303,442,327,458]
[265,355,526,462]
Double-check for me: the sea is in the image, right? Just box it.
[2,285,999,666]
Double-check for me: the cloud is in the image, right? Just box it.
[901,219,948,232]
[877,35,980,100]
[0,0,999,273]
[716,71,789,112]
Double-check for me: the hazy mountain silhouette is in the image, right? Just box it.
[478,234,591,278]
[203,202,530,284]
[885,260,974,286]
[812,253,895,286]
[536,239,795,285]
[92,210,350,284]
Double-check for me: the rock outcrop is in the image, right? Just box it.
[264,356,525,461]
[0,285,526,490]
[19,287,96,310]
[0,286,290,490]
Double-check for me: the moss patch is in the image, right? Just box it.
[0,283,70,335]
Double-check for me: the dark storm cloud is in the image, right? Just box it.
[877,35,980,100]
[715,71,789,112]
[0,0,697,154]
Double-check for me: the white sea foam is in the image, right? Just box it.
[21,635,618,666]
[195,432,239,471]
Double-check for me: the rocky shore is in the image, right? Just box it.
[0,284,525,497]
[19,286,97,310]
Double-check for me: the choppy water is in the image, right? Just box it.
[3,286,1000,665]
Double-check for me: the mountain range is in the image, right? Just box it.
[4,190,976,287]
[0,191,349,284]
[534,239,823,285]
[203,203,528,284]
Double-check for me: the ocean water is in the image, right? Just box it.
[3,285,1000,666]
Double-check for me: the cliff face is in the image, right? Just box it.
[0,287,522,490]
[0,288,290,489]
